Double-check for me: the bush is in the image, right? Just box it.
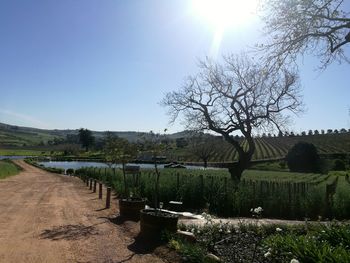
[333,159,346,171]
[286,142,321,173]
[66,168,75,175]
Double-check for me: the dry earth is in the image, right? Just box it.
[0,160,171,263]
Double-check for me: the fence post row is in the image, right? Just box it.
[106,187,111,208]
[93,179,97,193]
[99,182,103,199]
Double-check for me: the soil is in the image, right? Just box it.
[0,160,175,263]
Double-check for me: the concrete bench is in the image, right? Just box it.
[169,201,183,212]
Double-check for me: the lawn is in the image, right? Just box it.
[0,148,47,156]
[0,160,21,179]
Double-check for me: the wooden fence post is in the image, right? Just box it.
[99,182,103,199]
[93,179,97,193]
[89,178,93,190]
[106,187,111,208]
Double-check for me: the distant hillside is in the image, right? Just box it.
[0,122,193,147]
[0,123,62,147]
[195,132,350,163]
[1,122,349,161]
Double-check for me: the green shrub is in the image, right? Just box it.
[333,159,346,171]
[286,142,321,173]
[168,238,205,263]
[264,223,350,263]
[66,168,75,175]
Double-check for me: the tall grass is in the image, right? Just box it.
[0,160,21,179]
[76,167,350,219]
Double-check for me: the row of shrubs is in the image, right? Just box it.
[75,167,350,220]
[173,219,350,262]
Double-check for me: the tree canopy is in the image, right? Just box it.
[78,128,95,151]
[286,142,321,173]
[162,54,303,181]
[259,0,350,68]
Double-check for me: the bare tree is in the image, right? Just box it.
[189,134,218,168]
[162,54,303,182]
[259,0,350,68]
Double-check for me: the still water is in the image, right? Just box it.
[38,161,219,170]
[0,156,221,170]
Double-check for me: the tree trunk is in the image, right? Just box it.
[154,159,160,209]
[203,158,208,168]
[122,162,127,197]
[228,163,245,185]
[228,152,252,184]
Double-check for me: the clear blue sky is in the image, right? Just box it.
[0,0,349,134]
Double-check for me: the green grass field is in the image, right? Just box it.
[0,149,48,156]
[0,160,21,179]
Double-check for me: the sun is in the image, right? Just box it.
[191,0,258,56]
[191,0,258,30]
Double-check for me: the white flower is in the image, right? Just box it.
[226,229,231,234]
[219,228,223,233]
[276,227,282,232]
[290,259,300,263]
[264,251,271,258]
[253,207,263,214]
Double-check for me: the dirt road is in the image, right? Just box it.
[0,160,166,263]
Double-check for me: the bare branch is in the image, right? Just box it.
[161,54,303,181]
[258,0,350,69]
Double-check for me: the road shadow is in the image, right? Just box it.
[40,224,99,241]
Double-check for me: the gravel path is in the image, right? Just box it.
[0,160,165,263]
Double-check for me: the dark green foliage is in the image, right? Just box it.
[264,223,350,263]
[286,142,321,173]
[66,168,75,175]
[78,128,95,151]
[333,159,346,171]
[75,167,350,220]
[168,238,204,263]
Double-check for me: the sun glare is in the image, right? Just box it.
[192,0,258,30]
[191,0,258,57]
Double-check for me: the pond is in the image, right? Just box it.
[37,161,221,170]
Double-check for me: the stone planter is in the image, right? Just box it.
[140,209,179,239]
[119,198,146,220]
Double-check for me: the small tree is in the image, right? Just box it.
[104,136,137,197]
[189,134,218,168]
[163,54,303,183]
[78,128,95,151]
[286,142,321,173]
[259,0,350,68]
[142,131,167,209]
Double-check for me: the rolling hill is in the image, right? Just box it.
[0,122,349,161]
